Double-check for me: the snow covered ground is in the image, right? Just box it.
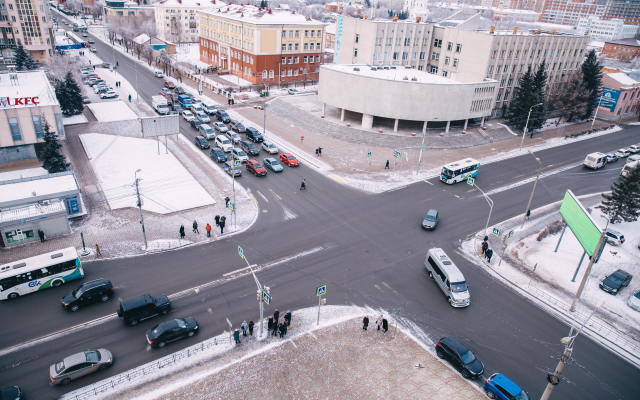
[62,114,88,125]
[0,167,48,181]
[80,133,215,214]
[86,100,138,122]
[176,43,210,68]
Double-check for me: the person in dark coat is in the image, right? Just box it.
[215,214,220,227]
[272,321,278,336]
[283,323,288,336]
[484,235,489,242]
[363,315,369,331]
[385,160,390,169]
[267,317,273,332]
[248,320,254,336]
[219,218,225,234]
[481,241,488,255]
[225,197,230,208]
[486,248,493,263]
[382,318,388,333]
[278,323,285,338]
[38,229,45,242]
[315,148,319,156]
[526,209,531,220]
[318,147,322,156]
[284,310,291,326]
[179,225,185,239]
[273,309,279,324]
[192,220,199,233]
[128,94,132,102]
[233,329,240,344]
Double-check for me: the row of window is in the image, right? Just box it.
[258,67,320,80]
[491,48,583,60]
[487,60,581,77]
[7,114,65,142]
[281,29,320,38]
[371,51,458,65]
[374,37,430,47]
[282,41,321,52]
[200,18,255,38]
[281,55,319,64]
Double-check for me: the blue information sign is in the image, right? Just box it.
[492,227,501,236]
[598,87,621,112]
[316,285,327,296]
[262,291,270,304]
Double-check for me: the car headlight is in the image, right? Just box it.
[194,326,198,330]
[63,303,69,306]
[613,288,618,292]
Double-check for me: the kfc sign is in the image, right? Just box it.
[0,97,40,107]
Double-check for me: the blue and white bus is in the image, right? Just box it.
[0,247,83,300]
[440,158,480,184]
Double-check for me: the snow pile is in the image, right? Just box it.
[86,100,138,122]
[80,133,215,214]
[62,113,88,125]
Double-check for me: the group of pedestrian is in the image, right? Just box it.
[267,309,292,339]
[181,216,226,239]
[481,235,493,263]
[233,320,255,345]
[362,315,388,333]
[315,147,323,156]
[226,98,235,106]
[115,81,121,87]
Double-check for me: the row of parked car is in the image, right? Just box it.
[80,66,118,99]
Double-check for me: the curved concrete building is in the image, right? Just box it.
[318,64,498,132]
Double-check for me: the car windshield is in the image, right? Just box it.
[450,281,467,293]
[176,318,187,328]
[267,144,275,148]
[221,139,230,144]
[85,350,101,362]
[514,390,530,400]
[460,350,476,364]
[220,111,228,116]
[55,361,65,373]
[237,124,244,129]
[424,215,436,222]
[72,286,85,298]
[238,151,247,156]
[287,156,295,160]
[197,138,206,143]
[205,128,213,134]
[254,163,263,168]
[442,167,454,178]
[608,274,624,286]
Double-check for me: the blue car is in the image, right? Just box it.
[484,373,529,400]
[210,148,227,163]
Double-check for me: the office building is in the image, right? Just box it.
[0,0,55,67]
[577,16,638,40]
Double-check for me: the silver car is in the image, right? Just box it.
[226,130,241,144]
[223,161,242,177]
[50,349,113,385]
[628,289,640,311]
[213,121,228,133]
[262,142,279,154]
[232,148,249,162]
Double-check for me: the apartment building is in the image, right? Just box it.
[325,22,335,51]
[577,16,638,40]
[603,0,640,25]
[540,0,607,26]
[0,0,55,67]
[336,13,589,116]
[155,0,214,44]
[103,1,154,23]
[602,37,640,58]
[198,5,325,85]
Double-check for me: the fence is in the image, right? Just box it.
[62,336,233,400]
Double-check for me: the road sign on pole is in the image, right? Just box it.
[235,160,242,167]
[366,151,372,158]
[492,227,501,236]
[238,246,244,258]
[262,290,270,304]
[316,285,327,296]
[395,151,402,158]
[467,177,475,186]
[229,201,235,211]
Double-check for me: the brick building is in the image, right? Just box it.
[602,37,640,59]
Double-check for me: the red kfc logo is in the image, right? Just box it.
[2,97,40,106]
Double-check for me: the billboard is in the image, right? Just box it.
[597,87,621,112]
[141,115,180,138]
[558,190,602,256]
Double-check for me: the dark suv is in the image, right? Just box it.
[62,278,114,312]
[599,269,632,295]
[240,140,260,156]
[436,337,484,379]
[117,294,171,326]
[245,127,264,143]
[216,109,231,123]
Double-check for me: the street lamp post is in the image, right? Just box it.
[521,150,542,229]
[473,183,494,234]
[590,94,604,132]
[135,169,148,249]
[520,103,544,150]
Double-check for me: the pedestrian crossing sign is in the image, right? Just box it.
[492,227,501,236]
[229,201,235,211]
[316,285,327,296]
[235,160,242,167]
[262,291,270,305]
[395,151,402,158]
[467,177,475,186]
[238,246,244,258]
[367,151,372,158]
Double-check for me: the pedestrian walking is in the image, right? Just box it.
[300,179,306,190]
[95,243,102,257]
[248,320,254,336]
[486,248,493,263]
[481,241,488,255]
[273,309,280,324]
[179,225,185,239]
[241,320,248,337]
[215,214,220,227]
[385,160,390,169]
[363,315,369,331]
[376,315,383,331]
[219,218,225,234]
[318,147,322,156]
[272,321,278,336]
[382,318,388,333]
[225,197,230,208]
[278,323,285,338]
[38,229,45,242]
[206,223,212,237]
[315,148,319,156]
[268,317,274,332]
[283,323,288,337]
[284,310,291,326]
[128,94,131,102]
[116,61,118,67]
[526,209,531,220]
[192,220,199,233]
[233,329,240,344]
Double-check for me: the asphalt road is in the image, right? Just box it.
[3,12,639,399]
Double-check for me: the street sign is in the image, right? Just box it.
[262,290,270,304]
[229,201,235,211]
[366,151,372,158]
[467,177,475,186]
[316,284,327,296]
[492,227,501,236]
[508,230,514,239]
[395,151,402,158]
[238,246,244,258]
[235,160,242,167]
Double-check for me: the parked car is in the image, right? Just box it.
[89,47,97,53]
[232,148,249,163]
[245,127,264,143]
[0,386,22,400]
[154,71,164,78]
[484,373,529,400]
[230,120,245,133]
[61,278,114,312]
[82,95,91,104]
[101,62,114,69]
[117,293,171,326]
[223,161,242,177]
[263,158,283,172]
[599,269,632,295]
[629,144,640,153]
[174,86,186,95]
[196,112,210,124]
[213,121,228,133]
[226,130,241,144]
[606,153,619,163]
[605,228,625,245]
[262,142,278,154]
[288,88,299,95]
[95,86,111,95]
[172,104,184,114]
[100,91,118,99]
[164,80,175,89]
[146,317,199,348]
[182,110,195,122]
[246,159,267,176]
[616,148,630,158]
[195,136,210,149]
[50,349,113,385]
[280,153,300,167]
[435,337,484,379]
[199,124,215,140]
[216,109,231,123]
[215,135,233,152]
[422,209,439,230]
[89,79,105,87]
[190,119,202,130]
[210,147,227,163]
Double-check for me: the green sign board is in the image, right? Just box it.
[559,190,602,256]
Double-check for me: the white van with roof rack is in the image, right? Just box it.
[424,248,470,307]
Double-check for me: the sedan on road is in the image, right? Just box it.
[88,39,94,44]
[173,104,184,114]
[215,136,233,152]
[199,124,216,140]
[100,91,118,99]
[616,148,630,158]
[435,337,484,379]
[196,112,210,124]
[213,121,228,133]
[246,159,267,176]
[263,158,283,172]
[164,80,175,89]
[89,47,97,53]
[154,71,164,78]
[223,161,242,177]
[195,136,210,149]
[82,95,91,104]
[606,153,619,163]
[422,209,439,230]
[174,86,186,95]
[232,148,249,163]
[210,148,227,163]
[160,88,172,96]
[190,119,202,130]
[182,110,195,122]
[146,317,199,348]
[0,386,22,400]
[262,142,278,154]
[288,88,299,95]
[280,153,299,167]
[226,130,241,144]
[599,269,632,295]
[484,373,529,400]
[240,140,260,156]
[629,144,640,153]
[216,109,231,123]
[50,349,113,385]
[230,120,245,133]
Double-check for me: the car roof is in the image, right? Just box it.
[491,374,522,395]
[426,209,438,217]
[426,248,465,282]
[120,294,152,311]
[83,278,110,288]
[264,157,276,162]
[613,269,630,277]
[64,351,88,367]
[440,337,470,354]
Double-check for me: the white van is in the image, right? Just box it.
[203,102,218,115]
[424,248,470,307]
[626,154,640,164]
[583,152,607,169]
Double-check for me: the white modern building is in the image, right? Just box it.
[318,64,497,132]
[0,0,55,67]
[577,16,638,41]
[405,1,541,23]
[155,0,218,43]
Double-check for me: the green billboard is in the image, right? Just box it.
[558,190,602,256]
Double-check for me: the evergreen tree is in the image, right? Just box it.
[530,60,549,132]
[548,69,589,123]
[581,50,603,120]
[41,119,68,174]
[23,51,37,70]
[14,42,27,71]
[597,165,640,223]
[505,65,536,131]
[60,72,84,117]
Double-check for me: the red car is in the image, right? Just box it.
[280,153,300,167]
[164,80,175,89]
[246,159,267,176]
[159,92,173,104]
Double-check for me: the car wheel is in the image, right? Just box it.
[461,370,471,379]
[98,363,110,370]
[158,341,166,348]
[60,378,72,385]
[429,271,434,280]
[161,309,169,315]
[8,292,19,300]
[52,280,62,287]
[188,331,195,337]
[485,389,497,399]
[448,297,453,305]
[70,304,80,312]
[130,319,138,326]
[101,294,110,302]
[436,349,445,359]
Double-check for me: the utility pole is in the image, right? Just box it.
[416,133,426,174]
[135,169,147,249]
[262,103,268,136]
[521,149,541,229]
[590,95,604,132]
[540,299,604,400]
[520,103,543,150]
[570,219,608,312]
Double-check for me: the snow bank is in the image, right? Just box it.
[62,113,88,125]
[86,100,138,122]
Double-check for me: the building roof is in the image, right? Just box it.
[155,0,222,8]
[200,4,325,26]
[134,33,150,45]
[0,199,66,224]
[323,64,465,85]
[607,72,639,86]
[0,173,80,207]
[0,70,58,109]
[605,38,640,46]
[325,22,336,34]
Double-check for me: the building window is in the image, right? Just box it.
[305,30,309,37]
[282,30,287,38]
[373,53,380,61]
[444,57,450,65]
[442,71,448,77]
[310,56,314,63]
[418,65,424,71]
[8,117,21,141]
[310,43,315,50]
[294,69,298,76]
[434,39,442,48]
[429,65,438,73]
[384,52,389,60]
[386,38,392,46]
[355,34,359,43]
[282,44,286,51]
[281,57,286,64]
[496,93,502,102]
[431,52,439,61]
[287,69,292,76]
[507,78,513,87]
[295,30,300,38]
[404,38,410,46]
[504,65,509,73]
[419,52,425,60]
[402,52,408,60]
[375,37,382,46]
[311,30,315,37]
[492,50,497,59]
[269,70,274,78]
[288,57,293,64]
[393,52,399,60]
[395,38,401,46]
[288,43,293,51]
[487,65,493,74]
[500,79,505,88]
[504,90,510,101]
[354,49,358,57]
[412,52,417,60]
[262,70,267,79]
[453,58,458,67]
[289,30,294,38]
[304,56,308,63]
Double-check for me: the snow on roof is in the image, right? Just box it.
[156,0,223,8]
[0,174,79,205]
[134,33,150,44]
[605,37,640,46]
[607,72,639,86]
[200,4,325,26]
[323,64,464,85]
[325,22,336,34]
[0,200,66,223]
[0,70,58,109]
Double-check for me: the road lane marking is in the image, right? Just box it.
[329,174,349,184]
[0,246,324,358]
[268,189,281,200]
[257,191,269,203]
[386,185,407,192]
[482,163,582,196]
[424,180,433,185]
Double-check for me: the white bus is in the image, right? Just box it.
[621,160,639,177]
[0,247,83,300]
[440,158,480,184]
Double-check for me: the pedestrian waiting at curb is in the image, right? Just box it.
[249,320,254,336]
[215,214,220,227]
[272,321,278,337]
[485,248,493,263]
[38,229,45,242]
[233,329,240,344]
[219,217,225,234]
[206,223,212,237]
[363,315,369,331]
[273,309,280,324]
[241,320,248,337]
[284,310,292,326]
[283,323,288,337]
[192,220,199,233]
[279,323,285,338]
[526,209,531,220]
[385,160,390,169]
[382,318,388,333]
[481,241,488,255]
[268,317,273,332]
[179,225,185,239]
[225,197,230,208]
[377,315,383,331]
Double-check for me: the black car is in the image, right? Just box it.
[0,386,22,400]
[230,120,246,133]
[117,294,171,326]
[174,86,186,95]
[62,278,114,312]
[216,110,231,123]
[146,317,199,348]
[210,148,227,162]
[245,127,264,143]
[190,119,202,130]
[599,269,633,295]
[436,337,484,379]
[195,136,210,149]
[240,140,260,156]
[173,104,184,114]
[422,209,439,230]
